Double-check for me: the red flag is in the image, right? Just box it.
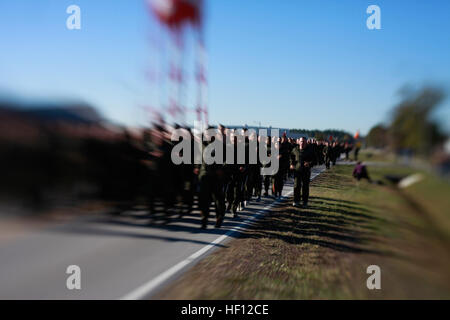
[148,0,202,30]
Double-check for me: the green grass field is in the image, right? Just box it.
[156,163,450,299]
[356,149,395,163]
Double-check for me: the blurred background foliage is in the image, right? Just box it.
[366,86,448,158]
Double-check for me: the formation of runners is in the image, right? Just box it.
[136,123,356,229]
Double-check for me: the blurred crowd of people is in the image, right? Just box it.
[0,102,358,229]
[134,123,355,229]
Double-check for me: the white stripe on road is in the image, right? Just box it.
[120,166,326,300]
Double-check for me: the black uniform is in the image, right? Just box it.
[197,140,226,229]
[262,139,272,196]
[323,144,331,169]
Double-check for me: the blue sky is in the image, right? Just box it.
[1,0,449,134]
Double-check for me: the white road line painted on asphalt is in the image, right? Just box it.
[120,166,326,300]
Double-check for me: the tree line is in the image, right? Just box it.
[366,86,448,157]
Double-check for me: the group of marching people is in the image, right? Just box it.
[142,123,354,229]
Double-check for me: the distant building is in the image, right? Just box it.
[223,125,308,139]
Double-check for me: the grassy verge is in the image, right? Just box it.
[356,148,395,163]
[156,164,450,299]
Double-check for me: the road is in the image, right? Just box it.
[0,166,325,299]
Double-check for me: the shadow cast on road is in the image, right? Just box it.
[52,223,229,248]
[49,196,282,246]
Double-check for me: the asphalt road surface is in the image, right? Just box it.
[0,166,325,299]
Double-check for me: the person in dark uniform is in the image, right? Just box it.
[290,137,315,208]
[280,133,290,181]
[287,138,295,178]
[178,127,197,218]
[344,142,353,161]
[271,139,284,199]
[224,129,237,213]
[146,125,177,220]
[262,136,272,197]
[197,127,226,229]
[310,139,320,167]
[253,134,263,201]
[323,141,331,169]
[229,129,247,217]
[245,131,259,202]
[316,140,324,165]
[270,134,290,199]
[330,141,338,166]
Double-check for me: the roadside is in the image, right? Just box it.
[155,163,450,299]
[0,167,320,299]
